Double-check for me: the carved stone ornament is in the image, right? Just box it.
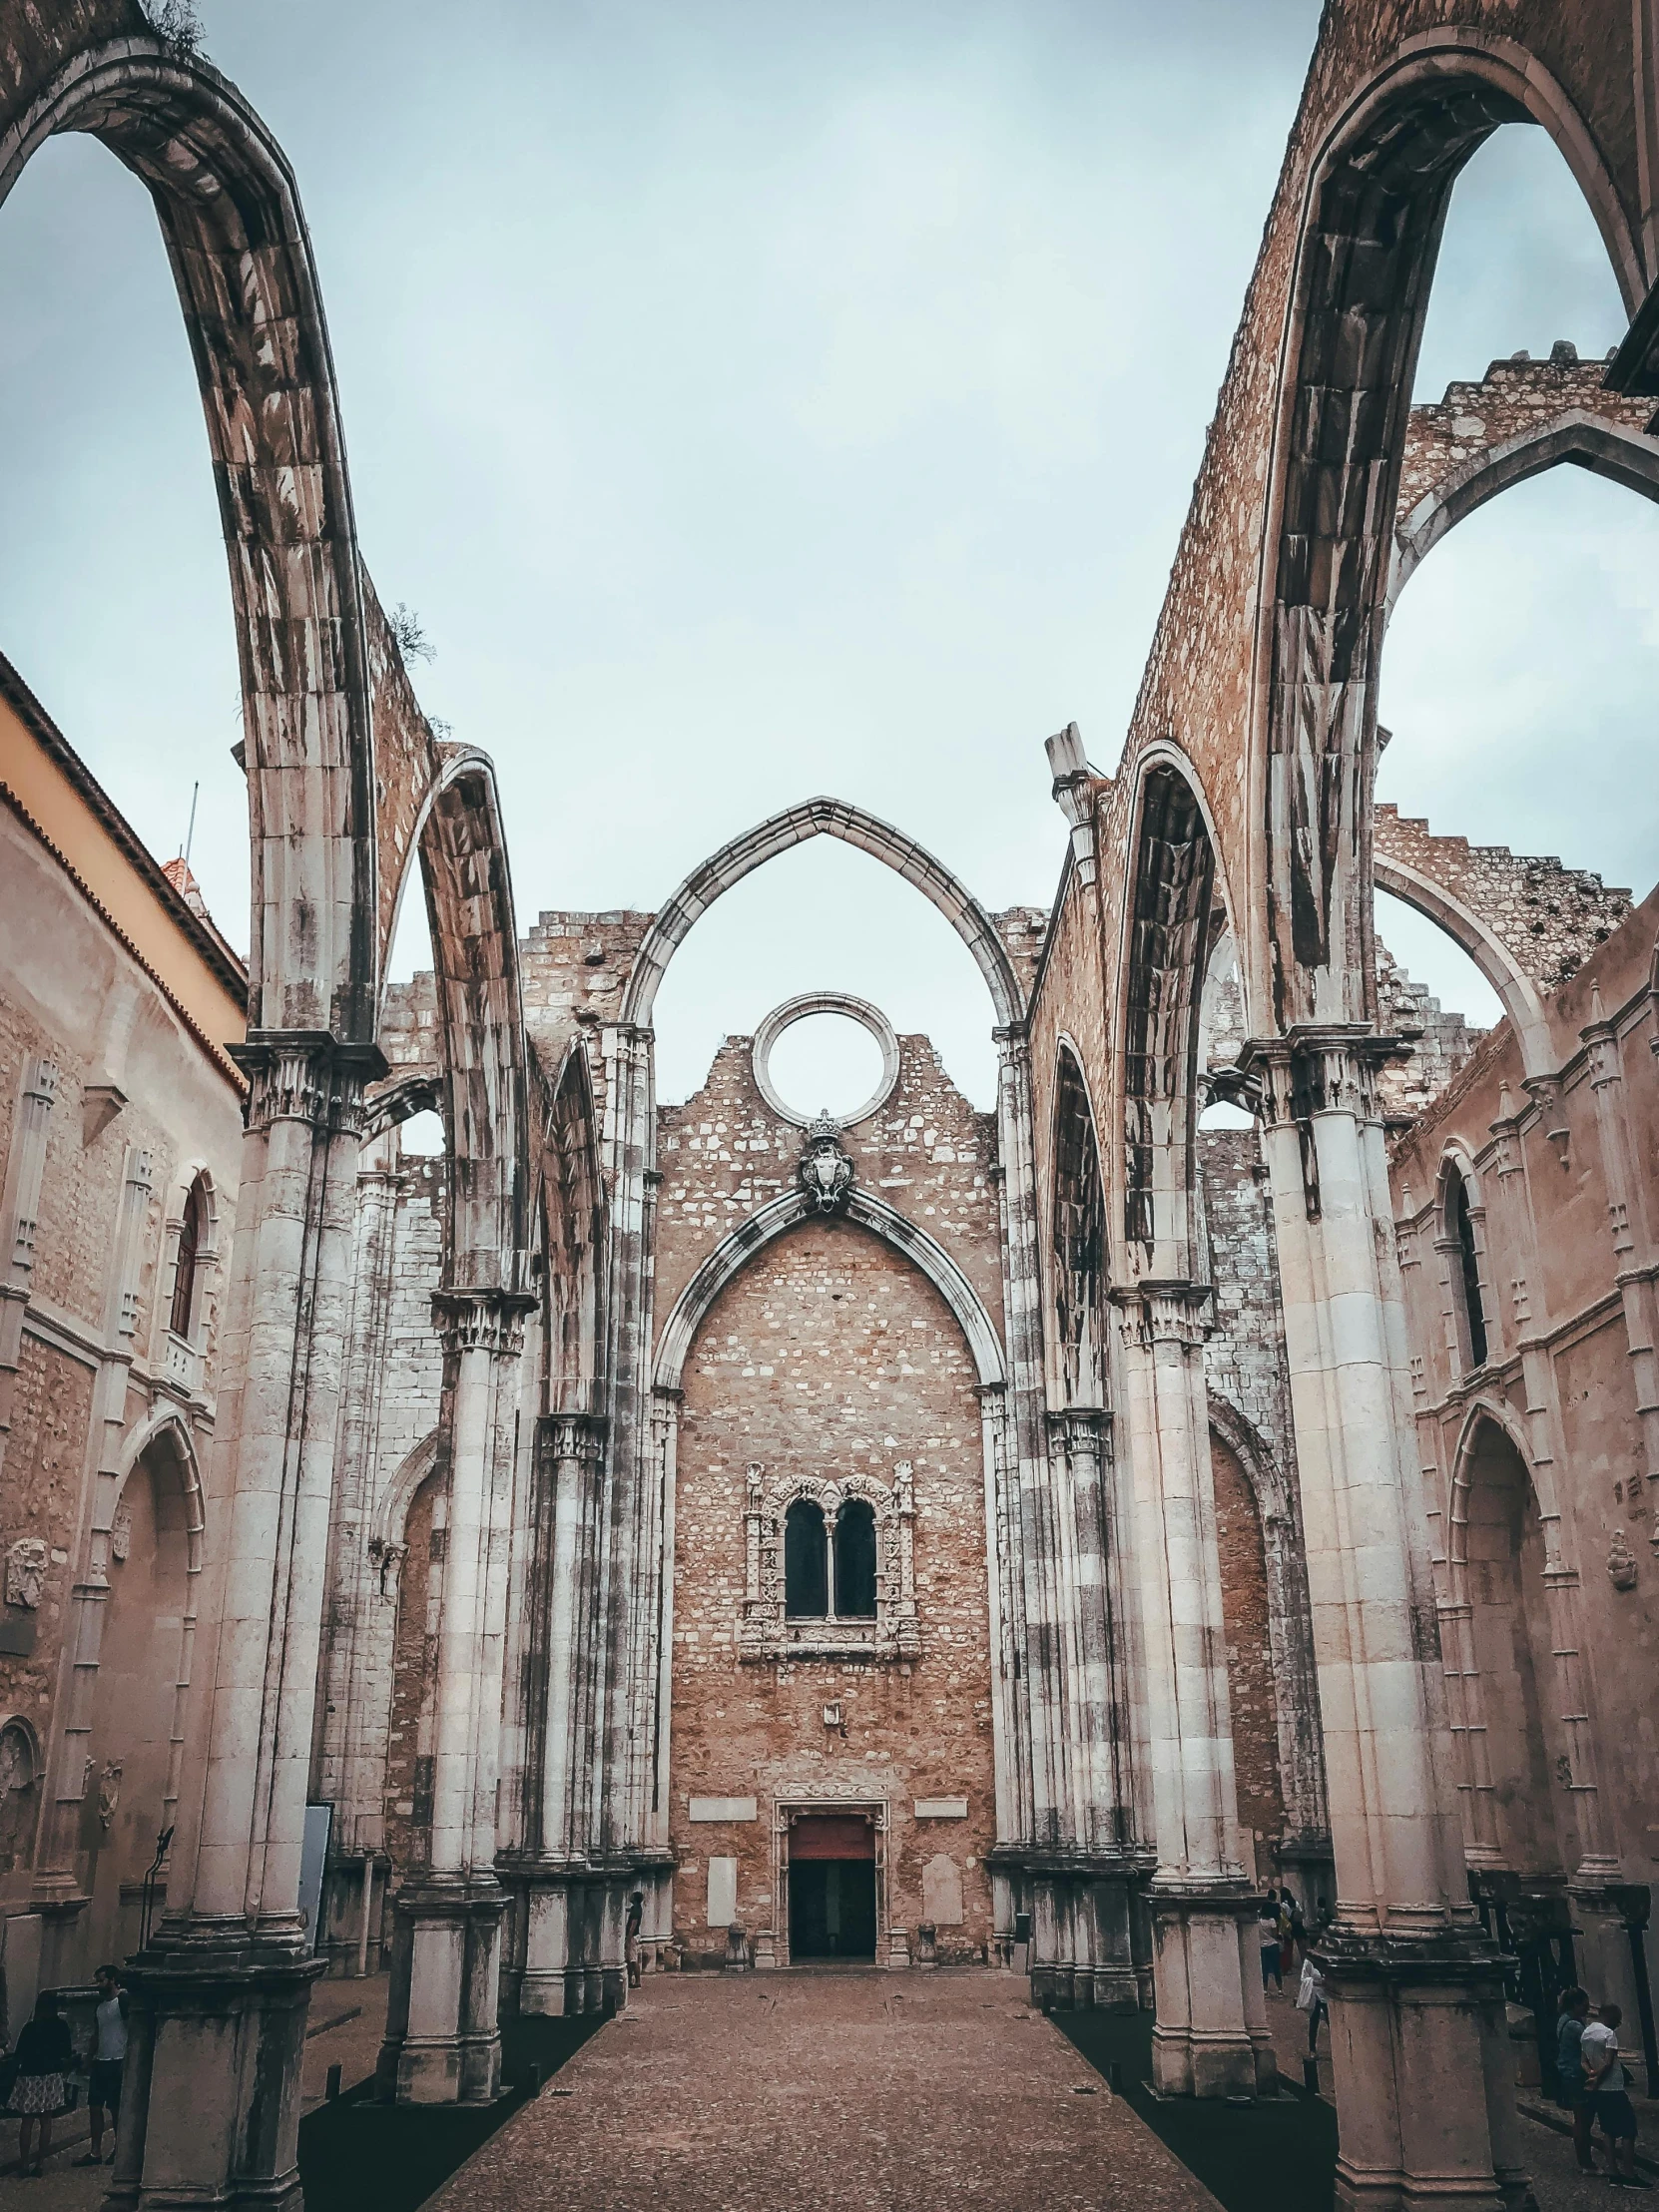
[5,1538,47,1611]
[798,1115,854,1217]
[110,1506,133,1565]
[98,1758,123,1833]
[1608,1528,1639,1592]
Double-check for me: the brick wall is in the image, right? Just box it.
[668,1216,996,1964]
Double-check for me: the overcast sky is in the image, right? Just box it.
[1,1,1653,1112]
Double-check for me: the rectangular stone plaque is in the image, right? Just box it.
[688,1796,758,1822]
[913,1797,968,1820]
[706,1856,738,1929]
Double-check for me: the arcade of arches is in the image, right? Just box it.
[3,3,1659,2210]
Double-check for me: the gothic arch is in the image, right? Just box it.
[0,32,384,1037]
[399,747,531,1295]
[372,1430,440,1557]
[620,797,1024,1032]
[653,1186,1007,1395]
[114,1404,207,1574]
[1251,32,1643,1032]
[1373,853,1553,1076]
[1388,410,1659,612]
[1114,752,1221,1281]
[540,1040,604,1412]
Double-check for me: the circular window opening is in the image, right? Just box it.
[764,1012,888,1125]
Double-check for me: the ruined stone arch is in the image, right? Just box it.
[113,1403,207,1575]
[1114,749,1224,1281]
[540,1039,605,1412]
[653,1185,1007,1395]
[620,796,1025,1033]
[1389,410,1659,612]
[1250,31,1644,1032]
[372,1430,441,1563]
[360,1072,442,1143]
[1372,851,1554,1076]
[395,747,531,1296]
[0,29,385,1037]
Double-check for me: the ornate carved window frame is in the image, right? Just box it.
[740,1461,919,1662]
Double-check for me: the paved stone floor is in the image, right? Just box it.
[426,1967,1222,2212]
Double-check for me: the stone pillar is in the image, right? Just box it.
[378,1286,531,2103]
[1247,1029,1524,2212]
[111,1031,382,2212]
[1581,992,1659,1556]
[1116,1282,1265,2095]
[509,1410,607,2017]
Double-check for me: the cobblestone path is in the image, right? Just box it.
[426,1967,1224,2212]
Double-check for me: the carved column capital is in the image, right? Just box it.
[1238,1023,1401,1131]
[1046,1406,1111,1458]
[540,1409,608,1466]
[431,1288,537,1360]
[1111,1280,1214,1350]
[230,1031,390,1136]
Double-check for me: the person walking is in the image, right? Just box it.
[1278,1890,1297,1975]
[625,1894,645,1990]
[77,1964,127,2167]
[1582,2001,1649,2188]
[1259,1895,1283,1992]
[1554,1986,1595,2171]
[4,1990,74,2176]
[1287,1893,1308,1974]
[1297,1952,1327,2061]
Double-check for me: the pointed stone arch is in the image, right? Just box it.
[1252,31,1644,1030]
[0,31,387,1035]
[653,1186,1007,1394]
[620,796,1024,1032]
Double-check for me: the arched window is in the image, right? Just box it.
[833,1499,877,1619]
[169,1175,208,1341]
[1447,1164,1488,1370]
[785,1500,829,1617]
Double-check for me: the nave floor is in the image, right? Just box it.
[426,1966,1221,2212]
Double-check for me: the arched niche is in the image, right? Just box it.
[1115,755,1221,1282]
[1251,33,1643,1032]
[1050,1042,1107,1407]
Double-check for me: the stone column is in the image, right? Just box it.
[510,1410,607,2016]
[1246,1029,1524,2212]
[1116,1282,1266,2095]
[378,1286,531,2103]
[111,1031,382,2212]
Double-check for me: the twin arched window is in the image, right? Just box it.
[169,1175,209,1342]
[784,1497,877,1620]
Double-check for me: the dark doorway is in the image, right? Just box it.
[788,1813,877,1961]
[790,1860,876,1960]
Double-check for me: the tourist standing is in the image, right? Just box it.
[1554,1986,1594,2171]
[1259,1895,1283,1991]
[625,1893,645,1989]
[4,1990,74,2176]
[1297,1953,1327,2057]
[1582,2001,1648,2187]
[78,1965,127,2166]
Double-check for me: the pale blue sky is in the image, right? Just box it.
[0,3,1651,1107]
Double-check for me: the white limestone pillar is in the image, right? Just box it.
[1116,1282,1265,2095]
[112,1032,382,2212]
[379,1286,530,2103]
[1247,1030,1525,2212]
[509,1409,607,2016]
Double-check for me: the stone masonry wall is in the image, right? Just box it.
[1210,1431,1286,1873]
[668,1216,996,1966]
